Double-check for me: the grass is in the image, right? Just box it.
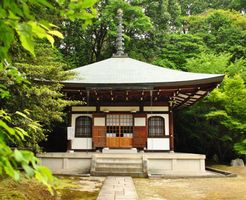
[0,176,104,200]
[134,165,246,200]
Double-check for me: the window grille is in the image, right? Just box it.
[106,114,133,137]
[75,116,92,137]
[148,116,165,137]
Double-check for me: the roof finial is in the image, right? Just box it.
[113,9,128,58]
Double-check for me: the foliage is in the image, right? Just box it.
[0,0,97,192]
[153,33,205,69]
[176,52,246,160]
[0,0,96,59]
[1,42,76,152]
[186,52,231,73]
[0,65,54,191]
[179,0,246,16]
[185,9,246,60]
[234,139,246,154]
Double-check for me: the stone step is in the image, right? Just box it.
[91,171,147,178]
[102,148,138,154]
[95,161,143,167]
[91,155,145,177]
[95,164,142,169]
[95,159,142,163]
[95,167,142,173]
[94,155,142,159]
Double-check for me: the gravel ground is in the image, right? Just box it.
[134,165,246,200]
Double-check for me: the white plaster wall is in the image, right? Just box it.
[134,118,146,126]
[100,106,139,112]
[71,106,96,112]
[147,114,169,135]
[72,138,92,149]
[94,117,106,126]
[144,106,169,112]
[147,138,170,150]
[67,127,75,140]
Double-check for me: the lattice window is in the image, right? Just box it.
[75,116,92,137]
[106,114,133,137]
[148,116,165,137]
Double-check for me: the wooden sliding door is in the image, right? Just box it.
[106,114,133,148]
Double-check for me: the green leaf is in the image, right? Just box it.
[35,0,54,9]
[15,111,28,119]
[79,0,98,9]
[3,159,20,181]
[48,30,64,39]
[22,164,35,177]
[28,22,47,39]
[14,127,29,140]
[15,23,35,56]
[0,120,15,136]
[46,35,55,47]
[14,149,24,162]
[0,8,7,18]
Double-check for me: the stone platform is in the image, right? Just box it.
[37,152,212,177]
[102,148,138,154]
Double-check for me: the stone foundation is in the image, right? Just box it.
[37,152,207,177]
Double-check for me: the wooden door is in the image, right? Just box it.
[120,137,132,148]
[93,126,106,148]
[106,137,120,148]
[106,114,133,148]
[92,114,107,148]
[133,114,147,148]
[106,137,132,148]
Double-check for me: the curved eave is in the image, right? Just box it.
[62,75,224,89]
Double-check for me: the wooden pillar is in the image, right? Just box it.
[169,110,174,151]
[67,107,72,151]
[67,140,72,151]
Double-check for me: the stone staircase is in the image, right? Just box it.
[90,154,147,177]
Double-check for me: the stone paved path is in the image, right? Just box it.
[96,176,138,200]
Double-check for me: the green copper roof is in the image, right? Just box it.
[63,57,224,87]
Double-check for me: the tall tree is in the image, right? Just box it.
[179,0,246,16]
[2,42,74,152]
[153,33,205,69]
[185,10,246,60]
[175,52,246,161]
[59,0,153,66]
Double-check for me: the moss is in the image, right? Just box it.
[0,191,26,200]
[0,176,102,200]
[0,177,55,200]
[60,189,98,200]
[57,176,101,200]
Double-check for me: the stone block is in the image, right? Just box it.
[231,158,244,167]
